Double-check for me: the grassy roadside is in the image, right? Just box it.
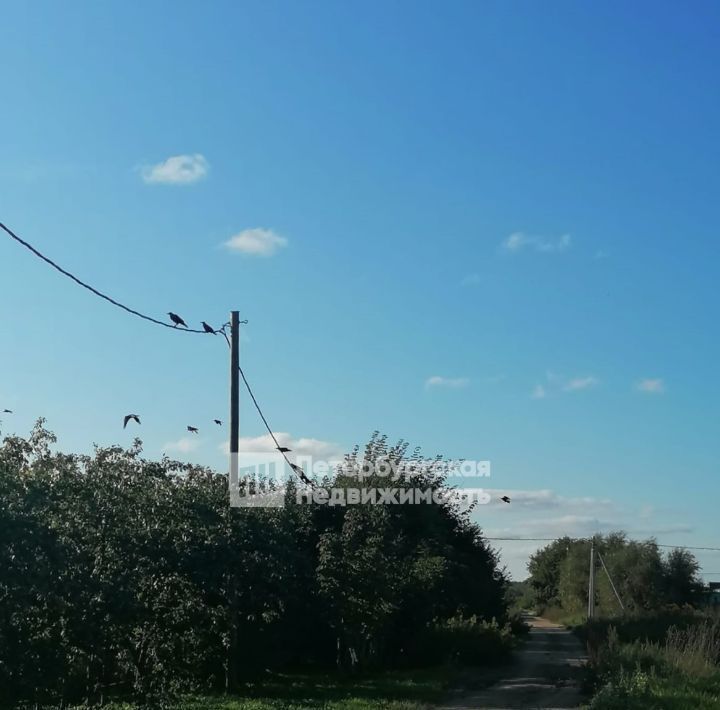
[16,616,531,709]
[89,667,492,710]
[572,611,720,709]
[173,670,449,709]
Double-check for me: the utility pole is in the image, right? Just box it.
[227,311,240,691]
[229,310,240,505]
[587,539,596,620]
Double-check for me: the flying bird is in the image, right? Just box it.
[202,321,216,334]
[277,446,292,453]
[500,495,511,504]
[290,463,311,485]
[168,312,187,328]
[187,426,199,434]
[2,409,12,414]
[214,419,222,426]
[123,414,140,428]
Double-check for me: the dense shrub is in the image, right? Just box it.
[0,425,509,707]
[406,615,516,667]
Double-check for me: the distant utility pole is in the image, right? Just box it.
[229,311,240,505]
[587,539,596,620]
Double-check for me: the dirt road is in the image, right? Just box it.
[440,616,588,710]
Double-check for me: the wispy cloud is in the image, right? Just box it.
[141,154,209,185]
[486,514,693,540]
[532,372,598,398]
[564,376,599,392]
[531,384,546,399]
[425,376,470,389]
[477,486,692,579]
[163,436,202,454]
[223,228,288,256]
[220,433,344,460]
[485,489,615,513]
[502,232,571,254]
[636,378,665,394]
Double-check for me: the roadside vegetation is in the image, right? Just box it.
[524,535,719,708]
[0,423,519,708]
[584,613,720,708]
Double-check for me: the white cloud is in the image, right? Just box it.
[531,384,546,399]
[564,376,599,392]
[141,154,209,184]
[163,437,202,454]
[223,228,288,256]
[502,232,572,254]
[425,376,470,389]
[219,433,344,460]
[474,486,693,580]
[636,378,665,394]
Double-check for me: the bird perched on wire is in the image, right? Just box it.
[290,463,311,486]
[168,312,187,328]
[500,495,511,504]
[187,426,199,434]
[277,446,292,453]
[202,321,216,334]
[123,414,140,428]
[213,419,222,426]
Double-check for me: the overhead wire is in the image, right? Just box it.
[1,221,209,333]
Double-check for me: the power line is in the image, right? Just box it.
[597,550,625,611]
[3,221,307,484]
[486,537,559,542]
[238,364,310,485]
[486,537,720,552]
[1,221,209,334]
[657,544,720,552]
[218,326,309,485]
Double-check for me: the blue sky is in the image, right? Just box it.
[2,0,720,578]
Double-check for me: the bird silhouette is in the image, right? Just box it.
[168,312,187,328]
[123,414,140,428]
[500,495,511,504]
[214,419,222,426]
[290,463,311,485]
[187,426,199,434]
[2,409,12,414]
[277,446,292,453]
[202,321,216,334]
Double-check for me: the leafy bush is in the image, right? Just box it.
[507,611,531,637]
[407,615,515,667]
[0,426,509,707]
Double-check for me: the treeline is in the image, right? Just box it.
[526,533,704,616]
[0,422,508,707]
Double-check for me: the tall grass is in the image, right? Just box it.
[587,613,720,708]
[664,619,720,675]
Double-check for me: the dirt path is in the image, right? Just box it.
[439,616,588,710]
